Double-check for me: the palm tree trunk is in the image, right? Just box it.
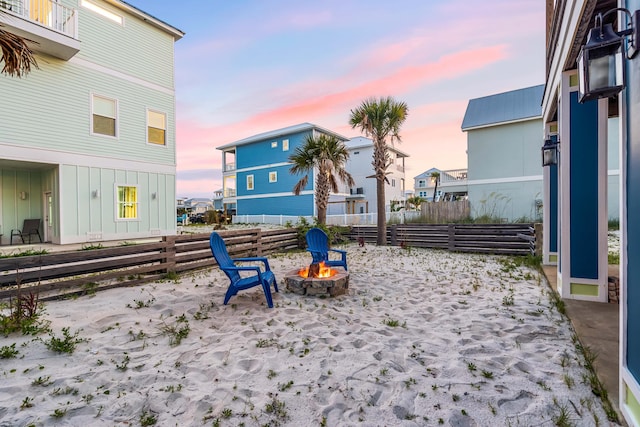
[376,177,386,245]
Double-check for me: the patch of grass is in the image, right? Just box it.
[382,318,406,328]
[481,370,493,379]
[608,252,619,265]
[139,411,157,426]
[51,408,67,418]
[44,327,84,354]
[574,340,619,423]
[0,343,19,358]
[20,396,34,409]
[0,291,50,336]
[80,243,104,251]
[158,316,190,346]
[0,249,49,258]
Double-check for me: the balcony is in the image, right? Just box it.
[440,169,468,184]
[223,162,236,172]
[0,0,80,60]
[224,188,236,198]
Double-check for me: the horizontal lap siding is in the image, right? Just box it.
[238,194,313,216]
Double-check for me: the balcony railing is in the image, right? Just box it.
[440,169,468,183]
[224,162,236,172]
[224,188,236,198]
[1,0,78,39]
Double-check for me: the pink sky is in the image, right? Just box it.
[131,0,545,198]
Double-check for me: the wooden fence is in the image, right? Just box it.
[0,228,299,300]
[419,200,470,223]
[0,224,541,301]
[349,223,541,256]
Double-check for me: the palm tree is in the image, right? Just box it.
[349,96,408,245]
[0,11,38,77]
[430,171,440,202]
[406,196,425,211]
[289,133,355,225]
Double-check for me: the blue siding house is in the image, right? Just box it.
[216,123,349,218]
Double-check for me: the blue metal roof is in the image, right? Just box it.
[217,123,348,150]
[461,85,544,131]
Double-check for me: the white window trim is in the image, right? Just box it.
[282,139,289,151]
[115,184,140,221]
[271,141,278,148]
[80,0,124,25]
[146,108,168,147]
[247,174,254,191]
[90,93,119,139]
[269,171,277,183]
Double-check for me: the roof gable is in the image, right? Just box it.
[217,123,348,150]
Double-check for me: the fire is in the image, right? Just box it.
[298,261,335,278]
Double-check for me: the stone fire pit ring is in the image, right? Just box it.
[284,267,349,297]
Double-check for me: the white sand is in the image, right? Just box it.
[0,245,613,426]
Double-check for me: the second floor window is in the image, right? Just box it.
[147,110,166,145]
[269,171,277,183]
[92,95,117,137]
[282,139,289,151]
[247,175,254,190]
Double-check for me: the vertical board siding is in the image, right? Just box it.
[568,91,598,280]
[625,0,640,384]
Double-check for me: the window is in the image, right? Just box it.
[117,186,138,219]
[81,0,123,25]
[418,179,426,187]
[391,179,396,187]
[353,151,359,155]
[271,141,278,148]
[269,171,277,183]
[92,95,117,137]
[282,139,289,151]
[247,174,254,190]
[147,110,166,145]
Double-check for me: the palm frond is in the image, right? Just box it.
[0,28,38,77]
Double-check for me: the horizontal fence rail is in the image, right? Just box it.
[0,228,299,300]
[349,223,541,256]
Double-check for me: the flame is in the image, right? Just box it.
[298,261,336,278]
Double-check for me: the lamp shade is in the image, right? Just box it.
[577,23,625,102]
[542,139,559,167]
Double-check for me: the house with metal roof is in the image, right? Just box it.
[414,167,468,202]
[461,85,547,221]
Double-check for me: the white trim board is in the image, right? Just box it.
[0,142,176,175]
[466,175,543,186]
[236,190,314,200]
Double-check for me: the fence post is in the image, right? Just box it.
[163,236,177,273]
[390,224,398,246]
[255,229,263,256]
[448,224,456,251]
[534,223,543,257]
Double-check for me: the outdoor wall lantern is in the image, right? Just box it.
[577,8,639,102]
[542,138,559,167]
[19,191,28,200]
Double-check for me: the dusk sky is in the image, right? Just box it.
[129,1,545,198]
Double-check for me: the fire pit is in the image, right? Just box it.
[284,262,349,297]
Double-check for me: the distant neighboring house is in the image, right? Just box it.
[0,1,183,244]
[216,123,351,218]
[461,85,620,222]
[344,137,409,214]
[461,85,546,221]
[414,168,468,202]
[184,198,213,215]
[213,189,224,210]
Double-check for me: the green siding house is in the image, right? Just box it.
[0,0,183,245]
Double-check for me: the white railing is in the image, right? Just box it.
[440,169,468,183]
[224,188,236,197]
[0,0,78,39]
[224,162,236,172]
[231,211,422,226]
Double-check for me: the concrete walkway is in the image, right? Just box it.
[542,265,623,424]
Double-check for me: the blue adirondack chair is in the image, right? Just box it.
[305,227,348,271]
[209,232,279,308]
